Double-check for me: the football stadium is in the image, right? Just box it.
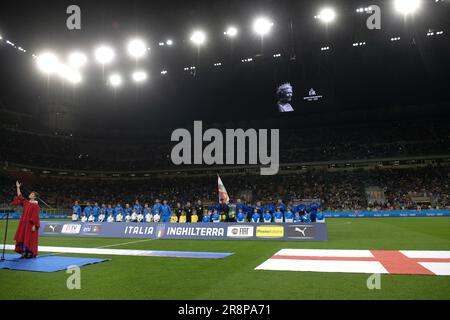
[0,0,449,307]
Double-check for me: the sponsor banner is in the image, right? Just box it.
[42,223,64,235]
[62,224,82,234]
[227,225,254,238]
[285,225,315,240]
[39,222,328,241]
[256,226,284,238]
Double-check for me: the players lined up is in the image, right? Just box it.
[71,199,324,223]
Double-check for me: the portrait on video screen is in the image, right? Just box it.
[276,82,294,113]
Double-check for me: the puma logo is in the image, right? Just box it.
[294,227,307,237]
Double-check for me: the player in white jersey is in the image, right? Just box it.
[131,209,138,222]
[125,213,132,222]
[88,213,95,222]
[153,210,161,223]
[72,212,79,221]
[145,212,153,223]
[116,212,124,222]
[81,214,88,223]
[107,213,115,222]
[137,212,144,222]
[98,212,105,222]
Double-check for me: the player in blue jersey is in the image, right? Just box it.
[251,209,261,223]
[211,209,220,223]
[83,202,93,218]
[250,201,263,222]
[263,210,273,223]
[107,204,115,219]
[161,200,172,223]
[115,203,123,218]
[236,208,246,223]
[72,201,81,221]
[124,203,133,216]
[309,203,319,222]
[201,211,210,223]
[152,199,163,215]
[275,199,287,213]
[92,202,101,221]
[273,208,284,223]
[235,199,245,212]
[134,200,142,214]
[98,205,106,222]
[297,204,307,222]
[143,203,151,216]
[284,207,294,223]
[261,203,274,220]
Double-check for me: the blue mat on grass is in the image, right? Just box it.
[0,253,110,273]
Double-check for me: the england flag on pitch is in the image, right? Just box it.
[255,249,450,276]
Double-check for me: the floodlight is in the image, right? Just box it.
[95,46,114,64]
[127,38,147,58]
[190,31,206,45]
[166,39,173,46]
[109,73,122,87]
[36,52,59,74]
[253,17,273,36]
[317,8,336,23]
[394,0,421,15]
[224,26,238,37]
[132,70,147,82]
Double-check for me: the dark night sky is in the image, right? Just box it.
[0,0,449,134]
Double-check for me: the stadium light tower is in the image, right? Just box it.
[132,70,147,83]
[253,17,273,36]
[36,52,59,74]
[127,38,147,59]
[224,26,238,38]
[109,73,122,87]
[68,51,87,68]
[190,30,206,45]
[316,8,337,23]
[394,0,422,15]
[94,46,114,64]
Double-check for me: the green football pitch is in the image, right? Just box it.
[1,218,449,300]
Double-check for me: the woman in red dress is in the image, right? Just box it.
[11,181,40,258]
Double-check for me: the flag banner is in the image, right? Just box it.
[217,175,230,204]
[255,249,450,276]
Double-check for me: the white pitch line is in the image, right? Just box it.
[0,243,230,259]
[97,238,158,249]
[1,238,158,257]
[330,221,352,226]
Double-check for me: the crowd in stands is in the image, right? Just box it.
[1,166,448,213]
[1,113,449,214]
[1,120,449,171]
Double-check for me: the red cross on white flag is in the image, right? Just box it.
[255,249,450,275]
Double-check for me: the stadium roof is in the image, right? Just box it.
[0,0,449,132]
